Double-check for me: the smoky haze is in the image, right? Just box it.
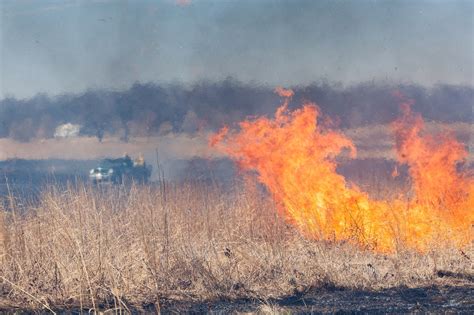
[1,0,473,99]
[1,81,471,188]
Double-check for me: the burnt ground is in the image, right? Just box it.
[1,284,472,314]
[154,285,474,314]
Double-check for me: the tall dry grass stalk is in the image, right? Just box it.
[0,181,472,312]
[0,209,5,261]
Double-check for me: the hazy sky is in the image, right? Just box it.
[1,0,473,99]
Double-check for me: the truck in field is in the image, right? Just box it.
[89,155,152,184]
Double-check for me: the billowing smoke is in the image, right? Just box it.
[0,80,472,142]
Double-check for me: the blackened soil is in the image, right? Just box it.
[156,285,474,314]
[1,285,472,314]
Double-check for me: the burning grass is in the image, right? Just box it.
[0,182,472,312]
[211,89,473,253]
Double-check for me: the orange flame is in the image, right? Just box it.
[211,89,473,253]
[274,86,295,99]
[390,94,474,250]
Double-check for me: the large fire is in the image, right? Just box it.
[211,88,473,253]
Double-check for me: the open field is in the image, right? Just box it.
[0,121,472,163]
[0,182,472,313]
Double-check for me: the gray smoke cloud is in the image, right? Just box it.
[1,0,472,99]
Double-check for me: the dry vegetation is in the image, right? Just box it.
[0,181,472,313]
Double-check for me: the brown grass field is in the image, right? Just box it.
[0,180,473,313]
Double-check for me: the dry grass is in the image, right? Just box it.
[0,181,472,312]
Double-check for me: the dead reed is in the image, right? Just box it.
[0,181,472,312]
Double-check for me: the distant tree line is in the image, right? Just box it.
[0,79,472,142]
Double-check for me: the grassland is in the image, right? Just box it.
[0,181,473,313]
